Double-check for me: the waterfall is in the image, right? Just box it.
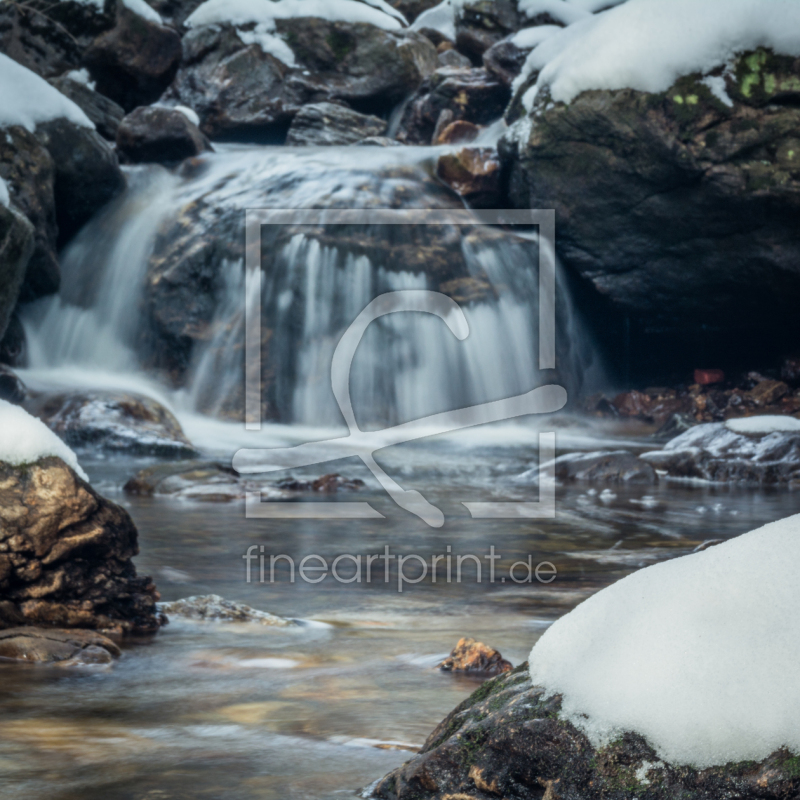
[20,144,603,444]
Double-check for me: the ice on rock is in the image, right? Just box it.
[726,415,800,435]
[0,399,88,481]
[529,513,800,766]
[0,177,9,209]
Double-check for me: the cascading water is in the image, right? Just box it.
[20,144,603,449]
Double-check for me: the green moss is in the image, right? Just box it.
[457,730,489,767]
[778,753,800,778]
[326,30,355,61]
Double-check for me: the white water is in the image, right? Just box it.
[19,144,603,454]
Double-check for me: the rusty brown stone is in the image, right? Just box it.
[436,147,501,207]
[439,637,512,676]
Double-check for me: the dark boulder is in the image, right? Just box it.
[116,106,211,163]
[0,627,120,665]
[0,313,26,366]
[483,36,531,86]
[396,67,510,144]
[84,4,182,111]
[163,20,437,140]
[438,47,472,69]
[519,450,658,484]
[454,0,522,63]
[49,75,126,141]
[0,202,35,339]
[285,102,386,146]
[34,117,126,244]
[389,0,440,24]
[0,456,163,635]
[367,664,800,800]
[144,0,207,29]
[501,48,800,348]
[0,364,26,405]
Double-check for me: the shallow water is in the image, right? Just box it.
[2,420,798,799]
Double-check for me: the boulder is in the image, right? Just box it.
[0,365,26,405]
[49,75,126,141]
[396,67,510,144]
[158,594,293,626]
[27,390,197,458]
[116,106,211,163]
[367,664,800,800]
[0,456,163,634]
[642,421,800,484]
[483,36,531,86]
[434,119,481,144]
[144,0,207,29]
[454,0,522,63]
[84,4,183,111]
[34,117,126,244]
[0,126,59,300]
[163,20,437,140]
[438,637,512,676]
[501,48,800,350]
[388,0,441,24]
[0,0,114,79]
[520,450,658,484]
[0,314,26,366]
[0,202,35,339]
[285,102,387,146]
[438,48,472,69]
[0,627,120,665]
[436,147,501,207]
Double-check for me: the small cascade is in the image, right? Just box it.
[20,144,603,440]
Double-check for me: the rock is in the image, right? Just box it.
[396,67,510,145]
[285,102,387,146]
[611,388,693,426]
[158,595,293,626]
[641,422,800,484]
[781,357,800,388]
[27,390,197,457]
[275,473,365,493]
[49,76,126,141]
[438,637,512,676]
[501,49,800,349]
[0,0,115,79]
[531,450,658,484]
[0,627,120,665]
[356,136,403,147]
[164,20,437,140]
[652,412,696,442]
[747,379,789,407]
[116,106,211,164]
[436,146,501,207]
[34,117,126,244]
[0,313,26,366]
[694,368,725,386]
[367,664,800,800]
[483,36,531,86]
[0,202,35,339]
[438,48,472,69]
[0,456,163,634]
[0,365,26,404]
[144,0,206,29]
[434,119,481,144]
[0,126,58,300]
[84,5,182,111]
[454,0,522,63]
[388,0,441,24]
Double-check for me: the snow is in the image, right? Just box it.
[517,0,800,111]
[186,0,404,31]
[64,68,97,90]
[174,105,201,126]
[529,513,800,767]
[726,415,800,434]
[121,0,163,23]
[510,25,562,49]
[0,54,94,132]
[0,399,88,481]
[236,23,297,64]
[701,74,734,107]
[518,0,591,25]
[409,0,462,40]
[0,177,9,209]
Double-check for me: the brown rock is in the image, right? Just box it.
[276,473,366,493]
[0,627,120,665]
[434,120,481,145]
[436,147,501,207]
[0,457,163,635]
[747,380,790,407]
[612,389,654,419]
[439,637,512,676]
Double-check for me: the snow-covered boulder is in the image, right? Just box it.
[500,0,800,357]
[641,417,800,484]
[0,400,163,635]
[49,75,127,142]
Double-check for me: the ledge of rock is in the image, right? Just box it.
[367,664,800,800]
[0,626,121,665]
[0,456,163,635]
[159,594,293,627]
[285,102,387,146]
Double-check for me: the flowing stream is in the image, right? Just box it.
[4,145,798,799]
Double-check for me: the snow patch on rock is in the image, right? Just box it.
[0,177,9,209]
[726,415,800,434]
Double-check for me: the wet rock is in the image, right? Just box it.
[612,388,693,426]
[642,421,800,484]
[436,146,501,207]
[434,119,481,144]
[781,357,800,388]
[145,0,206,29]
[0,365,26,405]
[34,118,126,245]
[533,450,658,484]
[694,368,725,386]
[0,0,115,79]
[501,49,800,343]
[116,106,211,164]
[0,202,35,339]
[0,627,120,665]
[84,5,182,111]
[28,391,196,458]
[158,594,293,626]
[367,664,800,800]
[454,0,522,63]
[49,75,126,141]
[0,456,163,634]
[276,473,365,493]
[285,102,387,146]
[652,412,696,442]
[164,20,437,140]
[483,36,530,86]
[438,48,472,69]
[438,275,495,304]
[439,637,512,676]
[356,136,402,147]
[0,126,58,300]
[388,0,441,24]
[747,379,789,407]
[397,67,510,144]
[0,314,26,367]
